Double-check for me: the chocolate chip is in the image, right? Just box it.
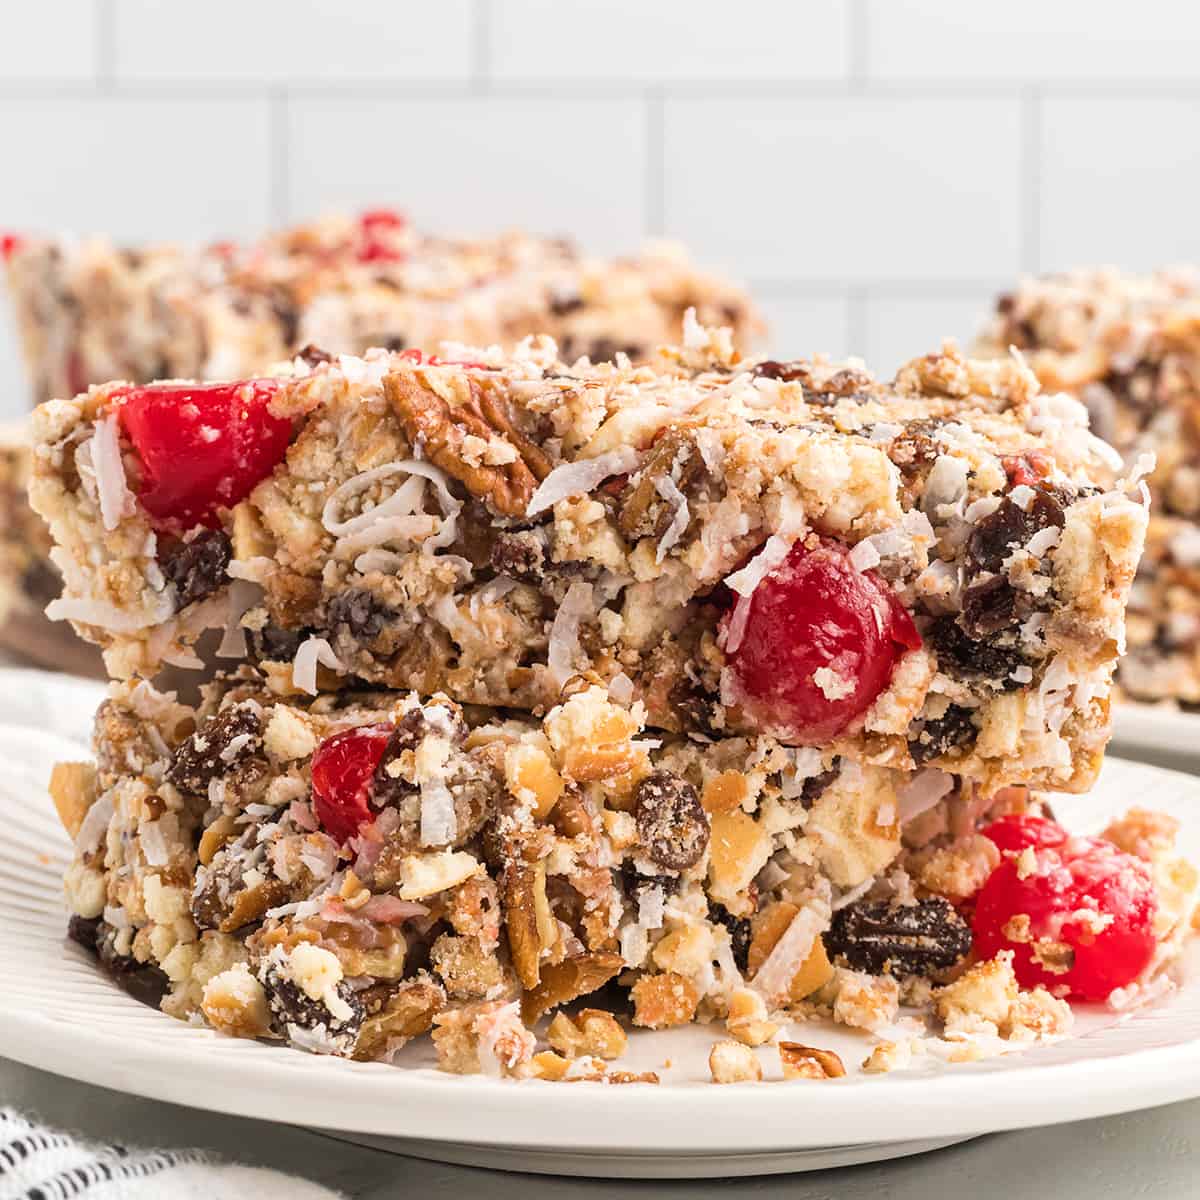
[490,530,546,584]
[160,529,232,610]
[247,623,308,662]
[88,919,169,1006]
[67,914,101,953]
[634,770,710,872]
[909,704,978,765]
[960,574,1023,638]
[825,898,971,977]
[326,587,398,646]
[797,760,840,809]
[166,701,262,795]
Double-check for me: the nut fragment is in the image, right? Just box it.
[708,1039,763,1084]
[505,862,555,990]
[747,902,834,1000]
[779,1042,846,1081]
[825,898,972,977]
[630,971,701,1029]
[49,761,98,838]
[725,986,778,1047]
[354,976,446,1061]
[504,742,564,819]
[547,1008,628,1060]
[520,952,623,1023]
[634,770,710,871]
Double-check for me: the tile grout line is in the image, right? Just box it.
[95,0,116,91]
[1021,87,1043,274]
[471,0,491,93]
[848,0,869,90]
[644,89,665,237]
[269,88,289,225]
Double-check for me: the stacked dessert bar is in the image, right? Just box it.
[977,269,1200,706]
[0,211,761,671]
[38,322,1196,1081]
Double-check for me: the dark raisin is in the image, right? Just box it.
[247,623,308,662]
[909,705,978,765]
[22,557,61,606]
[381,334,407,352]
[166,701,262,795]
[67,914,102,953]
[371,705,465,808]
[825,898,971,977]
[928,616,1026,690]
[585,338,641,363]
[960,574,1024,638]
[753,360,809,383]
[296,343,333,366]
[326,587,397,645]
[967,490,1064,577]
[708,900,752,971]
[634,770,710,871]
[260,959,363,1054]
[548,288,585,316]
[1101,361,1161,415]
[160,529,232,610]
[268,287,300,348]
[490,530,546,583]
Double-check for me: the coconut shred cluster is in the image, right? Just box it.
[31,321,1147,803]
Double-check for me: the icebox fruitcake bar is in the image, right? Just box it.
[50,676,1198,1076]
[31,321,1147,795]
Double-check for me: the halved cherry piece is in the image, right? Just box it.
[357,207,407,263]
[114,379,291,529]
[1,232,25,261]
[972,836,1158,1001]
[310,723,393,845]
[982,812,1069,855]
[720,537,921,744]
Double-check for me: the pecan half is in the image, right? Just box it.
[384,372,551,517]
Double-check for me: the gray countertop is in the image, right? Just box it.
[3,1056,1197,1198]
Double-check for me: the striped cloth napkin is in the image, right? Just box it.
[0,1110,341,1199]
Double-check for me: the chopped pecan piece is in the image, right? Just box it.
[779,1042,845,1080]
[519,951,623,1023]
[353,975,446,1061]
[383,372,550,517]
[629,971,700,1029]
[617,428,706,542]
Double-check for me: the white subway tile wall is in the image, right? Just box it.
[1,1,1198,415]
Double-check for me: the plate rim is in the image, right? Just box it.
[2,665,1199,1157]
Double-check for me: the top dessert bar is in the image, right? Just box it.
[977,269,1200,704]
[30,322,1148,794]
[4,211,761,406]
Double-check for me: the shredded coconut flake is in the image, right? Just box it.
[548,580,593,685]
[653,473,690,563]
[526,447,640,516]
[292,637,343,695]
[74,793,114,857]
[90,413,134,531]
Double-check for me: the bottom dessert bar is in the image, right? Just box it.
[52,676,1198,1081]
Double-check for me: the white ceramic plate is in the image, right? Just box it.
[1112,702,1200,764]
[1,671,1199,1178]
